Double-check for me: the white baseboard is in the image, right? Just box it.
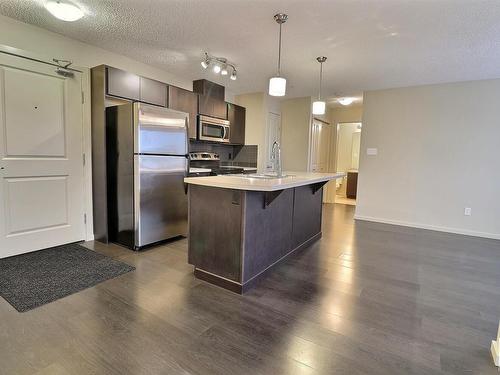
[353,214,500,240]
[492,340,499,367]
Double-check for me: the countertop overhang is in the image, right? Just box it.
[184,172,345,192]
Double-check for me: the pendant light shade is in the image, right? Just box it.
[312,56,327,115]
[312,101,326,115]
[269,77,287,96]
[269,13,288,97]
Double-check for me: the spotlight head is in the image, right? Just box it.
[221,65,228,75]
[213,64,221,74]
[201,53,210,69]
[230,70,237,80]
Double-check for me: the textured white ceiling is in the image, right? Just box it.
[2,0,500,101]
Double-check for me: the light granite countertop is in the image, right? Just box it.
[184,172,345,192]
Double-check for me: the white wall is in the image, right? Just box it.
[356,79,500,239]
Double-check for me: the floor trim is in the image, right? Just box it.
[354,214,500,240]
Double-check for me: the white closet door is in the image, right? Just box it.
[0,53,85,258]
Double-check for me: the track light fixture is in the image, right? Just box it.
[200,52,237,80]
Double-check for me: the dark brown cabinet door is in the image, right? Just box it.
[198,95,227,119]
[106,67,140,100]
[227,103,245,145]
[140,77,166,107]
[193,79,225,100]
[346,171,358,199]
[168,86,199,139]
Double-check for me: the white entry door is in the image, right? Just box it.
[0,53,85,258]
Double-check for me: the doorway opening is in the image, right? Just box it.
[335,122,361,206]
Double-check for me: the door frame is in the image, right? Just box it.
[0,44,94,241]
[334,122,362,203]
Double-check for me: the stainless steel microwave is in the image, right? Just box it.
[198,115,230,143]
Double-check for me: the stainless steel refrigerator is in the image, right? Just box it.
[106,102,189,250]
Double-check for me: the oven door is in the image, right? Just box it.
[198,117,230,143]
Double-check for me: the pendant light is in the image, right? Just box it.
[312,56,327,115]
[269,13,288,97]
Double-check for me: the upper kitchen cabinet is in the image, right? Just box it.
[106,67,167,107]
[106,66,140,100]
[140,77,167,107]
[227,103,246,145]
[193,79,227,119]
[193,79,225,100]
[198,95,227,119]
[168,85,199,139]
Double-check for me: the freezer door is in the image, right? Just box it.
[135,155,188,247]
[134,103,188,155]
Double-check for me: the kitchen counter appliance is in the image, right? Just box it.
[189,152,245,175]
[198,115,230,143]
[106,103,189,250]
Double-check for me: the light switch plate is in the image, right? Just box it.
[464,207,472,216]
[366,148,378,156]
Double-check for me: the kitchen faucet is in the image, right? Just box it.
[271,141,283,178]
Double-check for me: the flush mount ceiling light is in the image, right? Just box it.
[269,13,288,97]
[337,97,355,106]
[45,0,84,22]
[312,56,327,115]
[201,52,237,80]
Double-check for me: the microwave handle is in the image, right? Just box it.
[224,126,229,140]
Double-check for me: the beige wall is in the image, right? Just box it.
[234,92,281,171]
[281,96,313,171]
[356,79,500,239]
[329,105,363,125]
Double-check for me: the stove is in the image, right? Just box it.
[189,152,244,176]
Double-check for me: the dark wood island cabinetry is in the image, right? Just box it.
[185,172,343,293]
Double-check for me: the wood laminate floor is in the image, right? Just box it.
[1,204,499,374]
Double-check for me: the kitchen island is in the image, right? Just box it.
[184,172,344,293]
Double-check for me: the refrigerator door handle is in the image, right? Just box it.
[184,155,189,195]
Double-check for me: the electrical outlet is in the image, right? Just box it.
[464,207,472,216]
